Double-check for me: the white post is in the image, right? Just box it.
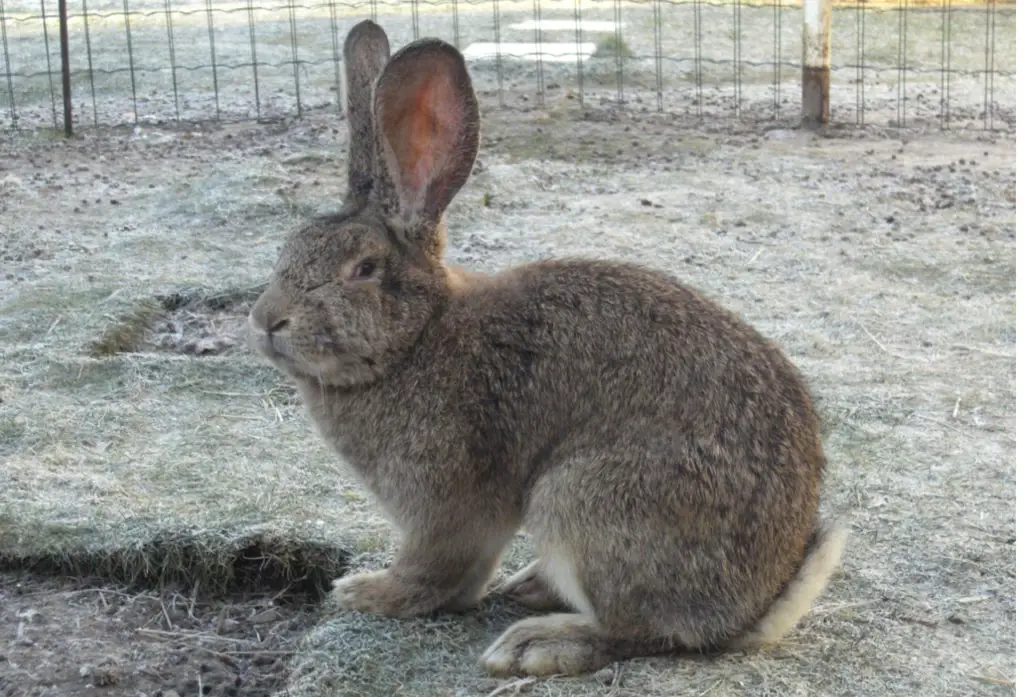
[802,0,832,124]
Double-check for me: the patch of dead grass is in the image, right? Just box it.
[87,298,166,357]
[0,532,347,600]
[85,284,267,358]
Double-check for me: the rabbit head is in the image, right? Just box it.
[248,21,480,387]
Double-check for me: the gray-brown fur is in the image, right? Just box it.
[249,22,848,677]
[343,21,389,208]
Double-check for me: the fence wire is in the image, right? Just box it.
[0,0,1016,132]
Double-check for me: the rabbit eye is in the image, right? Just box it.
[352,260,377,280]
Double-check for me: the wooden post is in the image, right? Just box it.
[58,0,73,136]
[802,0,832,125]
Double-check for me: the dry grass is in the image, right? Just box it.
[0,107,1015,696]
[87,297,166,357]
[0,138,386,595]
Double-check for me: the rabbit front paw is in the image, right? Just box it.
[331,569,461,617]
[331,570,418,617]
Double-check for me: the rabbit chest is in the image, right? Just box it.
[296,376,479,523]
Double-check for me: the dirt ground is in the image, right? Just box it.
[0,97,1016,697]
[0,571,322,697]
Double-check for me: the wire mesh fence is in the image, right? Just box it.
[0,0,1016,132]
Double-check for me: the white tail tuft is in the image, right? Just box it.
[732,517,850,649]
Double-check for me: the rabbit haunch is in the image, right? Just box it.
[247,20,848,678]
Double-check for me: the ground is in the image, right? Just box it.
[0,97,1016,697]
[0,571,320,697]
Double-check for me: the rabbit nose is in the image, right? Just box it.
[247,307,289,335]
[268,317,290,334]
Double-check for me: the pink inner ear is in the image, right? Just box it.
[382,69,462,204]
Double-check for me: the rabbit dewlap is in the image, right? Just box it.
[247,20,848,678]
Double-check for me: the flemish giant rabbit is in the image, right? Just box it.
[248,20,848,677]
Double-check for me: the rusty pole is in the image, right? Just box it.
[801,0,832,125]
[58,0,73,136]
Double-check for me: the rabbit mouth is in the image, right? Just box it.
[250,329,380,387]
[251,334,316,380]
[249,330,295,370]
[248,322,279,356]
[247,319,306,371]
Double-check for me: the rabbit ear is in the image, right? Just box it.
[371,39,480,247]
[343,20,390,207]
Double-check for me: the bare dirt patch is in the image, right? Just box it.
[87,288,260,359]
[146,288,263,358]
[0,571,321,697]
[148,307,248,357]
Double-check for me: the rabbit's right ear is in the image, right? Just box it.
[343,20,390,207]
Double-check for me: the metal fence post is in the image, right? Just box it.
[801,0,832,125]
[58,0,73,136]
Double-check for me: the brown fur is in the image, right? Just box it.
[248,21,848,677]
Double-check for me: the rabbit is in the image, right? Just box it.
[247,19,849,678]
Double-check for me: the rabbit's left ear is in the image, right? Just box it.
[372,39,480,245]
[343,20,390,208]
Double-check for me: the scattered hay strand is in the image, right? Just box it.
[486,677,539,697]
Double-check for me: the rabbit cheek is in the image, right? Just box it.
[263,336,301,374]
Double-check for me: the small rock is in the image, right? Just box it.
[250,608,280,624]
[93,663,121,686]
[14,621,33,646]
[593,666,617,685]
[184,336,236,356]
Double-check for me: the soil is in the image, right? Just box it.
[0,571,321,697]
